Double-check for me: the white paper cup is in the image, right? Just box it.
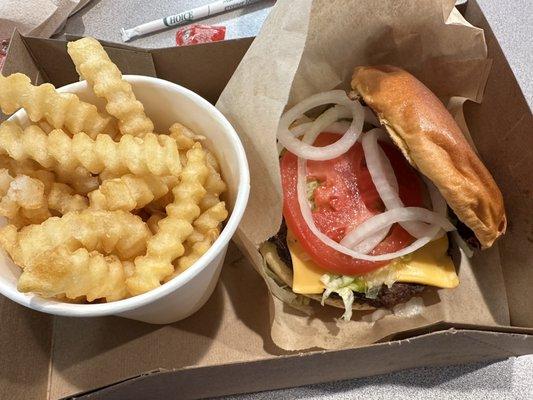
[0,75,250,324]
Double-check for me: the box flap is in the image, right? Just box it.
[19,34,253,105]
[21,36,157,88]
[2,31,40,80]
[464,0,533,327]
[63,328,533,400]
[151,38,253,104]
[62,369,164,400]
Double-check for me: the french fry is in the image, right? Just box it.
[169,123,224,211]
[168,122,205,149]
[169,122,225,211]
[48,183,88,214]
[0,209,151,267]
[0,157,88,222]
[88,174,172,211]
[146,212,165,234]
[0,154,99,196]
[175,201,228,274]
[0,121,181,177]
[67,37,154,137]
[127,144,209,295]
[0,122,55,168]
[54,166,99,195]
[51,130,181,176]
[0,169,50,224]
[200,150,226,211]
[0,73,116,138]
[0,122,100,194]
[18,246,133,302]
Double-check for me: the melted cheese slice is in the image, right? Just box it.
[287,230,459,294]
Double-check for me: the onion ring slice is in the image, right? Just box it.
[278,90,364,160]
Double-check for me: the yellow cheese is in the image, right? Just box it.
[287,230,327,294]
[287,231,459,294]
[395,236,459,288]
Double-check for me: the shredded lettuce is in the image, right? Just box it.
[320,274,366,321]
[306,180,320,211]
[320,264,402,320]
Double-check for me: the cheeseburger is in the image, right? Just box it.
[262,65,506,320]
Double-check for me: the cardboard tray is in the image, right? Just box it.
[0,1,531,399]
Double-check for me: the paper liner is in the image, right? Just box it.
[218,0,509,351]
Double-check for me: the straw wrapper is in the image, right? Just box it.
[217,0,509,350]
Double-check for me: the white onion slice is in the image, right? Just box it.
[392,297,425,317]
[277,90,364,160]
[351,227,390,254]
[362,128,399,193]
[340,207,455,249]
[295,105,351,140]
[362,128,432,238]
[290,106,378,138]
[423,176,448,240]
[290,120,351,138]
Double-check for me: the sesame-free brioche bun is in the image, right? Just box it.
[351,65,506,248]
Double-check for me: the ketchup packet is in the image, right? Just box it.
[0,39,9,71]
[175,24,226,47]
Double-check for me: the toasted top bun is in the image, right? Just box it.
[351,65,506,248]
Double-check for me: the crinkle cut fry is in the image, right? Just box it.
[48,182,89,214]
[0,73,117,138]
[168,122,206,150]
[54,166,99,195]
[0,209,151,267]
[201,151,226,211]
[18,246,133,302]
[127,144,209,295]
[67,37,154,137]
[0,121,181,177]
[169,149,228,277]
[0,155,89,214]
[146,212,165,234]
[174,201,228,276]
[0,169,50,224]
[88,174,176,211]
[0,122,99,194]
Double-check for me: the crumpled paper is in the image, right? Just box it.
[0,0,89,39]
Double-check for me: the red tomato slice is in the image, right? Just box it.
[280,132,425,275]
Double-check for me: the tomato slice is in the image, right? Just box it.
[280,132,425,275]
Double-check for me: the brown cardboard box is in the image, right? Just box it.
[0,1,532,399]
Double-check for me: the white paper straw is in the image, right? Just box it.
[121,0,263,42]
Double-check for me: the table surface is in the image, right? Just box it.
[61,1,532,399]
